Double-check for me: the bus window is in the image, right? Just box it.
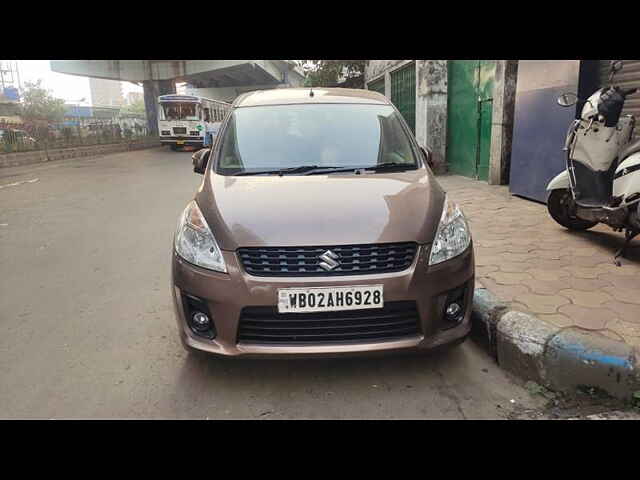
[182,103,199,121]
[204,108,211,122]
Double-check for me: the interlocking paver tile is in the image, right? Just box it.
[485,271,534,285]
[567,277,613,291]
[497,261,531,273]
[529,249,567,260]
[524,258,574,270]
[605,319,640,343]
[558,289,614,307]
[537,313,574,328]
[521,279,570,296]
[562,255,613,267]
[475,255,507,267]
[602,286,640,305]
[514,293,570,314]
[479,278,531,302]
[476,265,499,277]
[598,273,640,290]
[561,266,606,279]
[600,302,640,324]
[557,305,614,330]
[525,268,571,281]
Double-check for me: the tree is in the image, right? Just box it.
[120,98,146,115]
[19,80,66,124]
[299,60,367,89]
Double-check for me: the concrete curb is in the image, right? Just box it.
[1,141,162,169]
[471,288,640,401]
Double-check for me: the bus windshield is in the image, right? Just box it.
[160,102,200,121]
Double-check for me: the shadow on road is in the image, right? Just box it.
[564,228,640,262]
[174,343,468,395]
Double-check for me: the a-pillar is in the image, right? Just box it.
[143,79,176,136]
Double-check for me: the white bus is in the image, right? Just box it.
[157,94,231,151]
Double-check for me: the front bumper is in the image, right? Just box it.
[161,136,203,146]
[171,244,474,357]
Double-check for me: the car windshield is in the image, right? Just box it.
[215,104,418,175]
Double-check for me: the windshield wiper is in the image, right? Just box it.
[365,162,416,171]
[235,163,417,176]
[235,165,338,176]
[305,162,416,175]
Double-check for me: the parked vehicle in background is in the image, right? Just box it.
[547,60,640,264]
[158,94,231,151]
[172,88,474,358]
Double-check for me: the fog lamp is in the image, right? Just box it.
[445,302,462,319]
[191,311,210,331]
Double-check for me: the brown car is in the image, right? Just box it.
[171,88,474,357]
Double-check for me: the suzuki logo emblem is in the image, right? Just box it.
[319,250,340,271]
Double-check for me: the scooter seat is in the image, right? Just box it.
[620,138,640,161]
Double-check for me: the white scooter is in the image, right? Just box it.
[546,60,640,265]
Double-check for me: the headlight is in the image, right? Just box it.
[174,200,227,273]
[428,194,471,265]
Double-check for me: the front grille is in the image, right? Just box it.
[237,242,418,277]
[173,127,187,135]
[237,301,420,344]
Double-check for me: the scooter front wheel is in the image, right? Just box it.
[547,189,598,231]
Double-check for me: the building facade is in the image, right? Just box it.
[366,60,640,196]
[89,77,124,107]
[365,60,450,174]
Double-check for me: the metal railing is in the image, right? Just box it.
[1,124,155,154]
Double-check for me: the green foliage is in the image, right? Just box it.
[120,98,146,115]
[300,60,367,88]
[19,80,66,123]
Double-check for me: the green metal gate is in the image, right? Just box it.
[446,60,495,180]
[368,77,385,96]
[391,62,416,133]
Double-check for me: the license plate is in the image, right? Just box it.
[278,285,383,313]
[176,140,185,145]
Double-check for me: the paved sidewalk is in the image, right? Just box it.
[438,175,640,350]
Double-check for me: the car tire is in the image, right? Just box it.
[547,189,598,231]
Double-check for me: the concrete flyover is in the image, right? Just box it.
[50,60,305,135]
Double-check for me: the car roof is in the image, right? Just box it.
[233,87,391,108]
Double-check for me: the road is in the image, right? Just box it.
[0,148,547,419]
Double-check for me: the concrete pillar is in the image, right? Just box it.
[143,79,176,136]
[489,60,518,185]
[416,60,448,173]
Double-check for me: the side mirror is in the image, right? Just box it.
[611,60,623,73]
[608,60,623,82]
[557,92,578,107]
[420,145,434,169]
[192,148,211,175]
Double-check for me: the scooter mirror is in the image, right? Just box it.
[557,93,578,107]
[611,60,623,73]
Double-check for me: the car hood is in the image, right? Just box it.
[196,169,446,250]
